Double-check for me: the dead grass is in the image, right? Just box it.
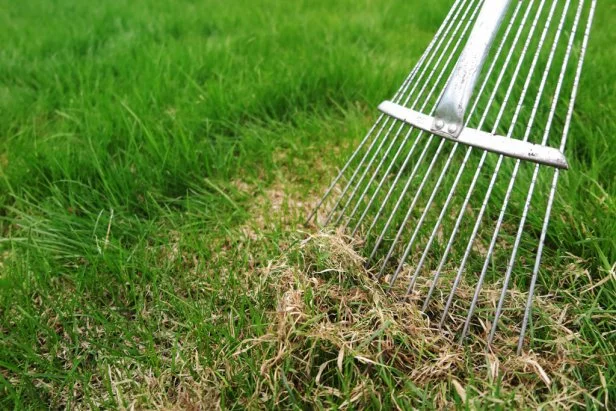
[235,227,601,408]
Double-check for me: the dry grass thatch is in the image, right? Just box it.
[236,228,598,408]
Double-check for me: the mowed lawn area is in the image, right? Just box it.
[1,0,614,408]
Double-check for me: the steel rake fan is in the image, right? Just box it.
[307,0,596,353]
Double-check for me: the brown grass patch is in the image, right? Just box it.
[238,230,600,408]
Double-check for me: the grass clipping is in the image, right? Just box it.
[242,230,589,408]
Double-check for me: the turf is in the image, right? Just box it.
[0,0,614,408]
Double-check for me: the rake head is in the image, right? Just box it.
[307,0,596,354]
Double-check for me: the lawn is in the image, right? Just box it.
[0,0,614,408]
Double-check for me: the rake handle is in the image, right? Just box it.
[433,0,513,138]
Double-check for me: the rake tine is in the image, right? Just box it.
[333,0,480,228]
[323,117,396,225]
[359,0,482,242]
[305,114,385,224]
[368,0,486,268]
[487,0,587,348]
[365,132,432,265]
[379,137,448,281]
[517,0,596,354]
[343,124,415,231]
[440,0,558,327]
[306,0,451,226]
[460,0,577,343]
[390,139,458,287]
[321,0,473,226]
[361,128,426,242]
[328,118,401,225]
[422,0,546,312]
[346,1,486,234]
[399,0,525,295]
[349,125,415,237]
[343,102,436,230]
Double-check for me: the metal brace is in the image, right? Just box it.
[379,0,569,169]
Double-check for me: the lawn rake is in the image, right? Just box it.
[307,0,596,353]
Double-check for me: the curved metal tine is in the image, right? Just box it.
[376,137,447,278]
[349,123,415,237]
[323,116,398,225]
[461,0,578,342]
[342,123,412,230]
[322,0,472,226]
[305,114,385,224]
[396,0,526,293]
[306,0,464,226]
[326,116,400,225]
[439,0,562,330]
[360,131,428,243]
[316,48,431,227]
[367,0,486,268]
[487,0,586,348]
[422,0,551,314]
[517,0,596,355]
[359,0,482,243]
[343,0,480,231]
[333,0,478,228]
[346,3,488,235]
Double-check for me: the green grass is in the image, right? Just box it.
[0,0,614,408]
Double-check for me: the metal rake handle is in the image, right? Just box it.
[378,0,569,169]
[433,0,513,138]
